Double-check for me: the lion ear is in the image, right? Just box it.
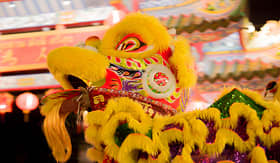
[168,36,197,89]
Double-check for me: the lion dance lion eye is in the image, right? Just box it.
[116,34,147,52]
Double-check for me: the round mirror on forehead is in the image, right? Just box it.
[142,64,176,99]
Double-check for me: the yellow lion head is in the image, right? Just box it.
[42,13,197,162]
[47,13,196,104]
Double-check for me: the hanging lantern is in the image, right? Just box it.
[0,92,14,123]
[16,92,39,122]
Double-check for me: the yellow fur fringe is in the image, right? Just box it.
[249,146,269,163]
[84,88,280,162]
[169,36,197,88]
[84,125,103,150]
[86,147,104,163]
[275,81,280,102]
[172,155,194,163]
[118,134,158,163]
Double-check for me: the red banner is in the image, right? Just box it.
[0,26,107,73]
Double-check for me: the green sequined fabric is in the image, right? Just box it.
[209,88,266,119]
[114,123,152,147]
[114,123,135,147]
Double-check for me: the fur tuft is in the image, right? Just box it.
[169,36,197,88]
[249,146,269,163]
[41,97,72,162]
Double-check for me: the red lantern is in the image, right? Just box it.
[0,92,14,123]
[0,92,14,114]
[16,92,39,122]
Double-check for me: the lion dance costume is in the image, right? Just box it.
[41,13,280,163]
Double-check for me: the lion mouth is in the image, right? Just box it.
[67,75,88,89]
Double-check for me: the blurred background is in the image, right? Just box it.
[0,0,280,162]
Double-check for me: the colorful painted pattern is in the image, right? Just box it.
[140,0,245,21]
[107,54,167,70]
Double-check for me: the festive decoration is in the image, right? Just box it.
[16,92,39,122]
[0,92,14,114]
[0,92,14,123]
[210,88,266,119]
[41,13,280,163]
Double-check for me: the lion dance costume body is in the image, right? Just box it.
[41,13,280,163]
